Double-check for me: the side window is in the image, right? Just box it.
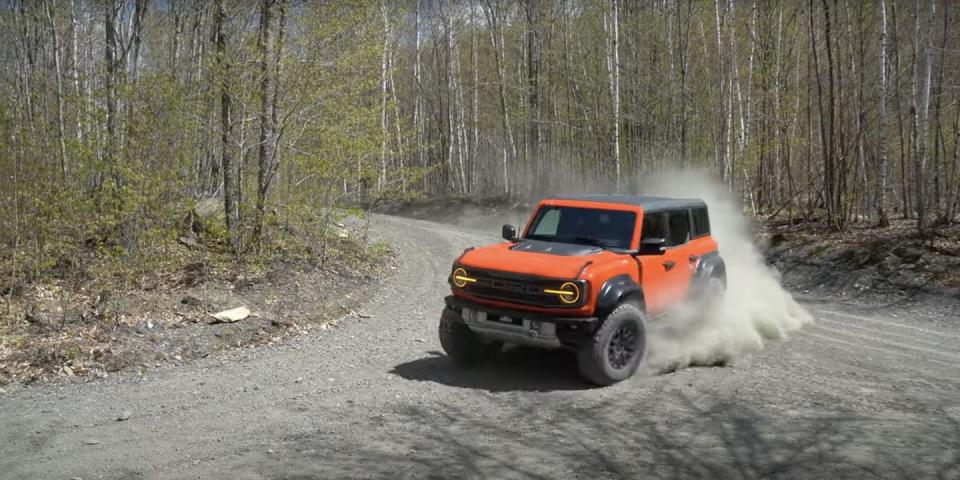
[667,210,691,247]
[641,212,667,240]
[692,207,710,238]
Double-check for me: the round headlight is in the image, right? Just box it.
[452,267,471,288]
[555,282,581,304]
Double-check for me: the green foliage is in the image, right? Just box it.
[0,0,408,298]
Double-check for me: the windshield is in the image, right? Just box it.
[524,206,636,250]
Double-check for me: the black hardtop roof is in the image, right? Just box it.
[548,194,706,212]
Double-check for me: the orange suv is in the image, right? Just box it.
[440,195,726,385]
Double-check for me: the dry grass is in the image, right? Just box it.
[0,218,393,387]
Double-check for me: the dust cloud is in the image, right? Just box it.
[632,170,814,373]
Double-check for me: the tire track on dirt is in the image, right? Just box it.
[810,320,960,362]
[797,330,959,372]
[814,315,956,350]
[810,307,960,340]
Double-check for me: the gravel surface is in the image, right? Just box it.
[1,215,958,480]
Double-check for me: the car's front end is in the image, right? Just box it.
[446,262,597,349]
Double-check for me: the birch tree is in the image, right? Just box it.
[877,0,891,226]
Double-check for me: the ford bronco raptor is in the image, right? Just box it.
[439,195,726,385]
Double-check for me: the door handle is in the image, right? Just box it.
[663,260,676,271]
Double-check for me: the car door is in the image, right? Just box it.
[661,209,696,304]
[637,211,674,314]
[638,209,697,313]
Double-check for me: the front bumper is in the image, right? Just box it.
[445,296,598,348]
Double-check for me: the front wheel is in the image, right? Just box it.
[576,303,647,386]
[438,307,501,366]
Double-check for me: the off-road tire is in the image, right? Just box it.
[438,307,501,366]
[576,303,647,386]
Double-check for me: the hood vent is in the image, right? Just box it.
[509,240,602,257]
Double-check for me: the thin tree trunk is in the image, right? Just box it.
[254,0,275,248]
[171,0,183,75]
[853,0,869,222]
[69,0,83,144]
[413,0,425,190]
[452,20,469,194]
[678,0,691,165]
[270,0,286,184]
[214,0,235,249]
[7,104,23,316]
[714,0,729,184]
[809,0,828,222]
[607,0,622,188]
[523,0,542,194]
[130,0,148,85]
[822,0,838,227]
[948,94,960,223]
[388,46,406,193]
[378,0,390,191]
[104,0,120,190]
[892,0,911,217]
[913,0,935,233]
[481,0,517,195]
[44,0,68,182]
[471,3,480,192]
[877,0,891,226]
[930,2,948,221]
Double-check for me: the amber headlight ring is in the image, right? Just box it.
[544,281,581,305]
[452,267,476,288]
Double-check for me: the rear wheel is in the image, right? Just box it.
[438,307,501,366]
[576,303,647,386]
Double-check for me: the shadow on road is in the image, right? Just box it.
[220,387,960,480]
[390,347,592,392]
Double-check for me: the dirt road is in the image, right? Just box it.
[1,215,959,479]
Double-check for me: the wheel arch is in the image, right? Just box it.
[694,251,727,287]
[595,274,645,318]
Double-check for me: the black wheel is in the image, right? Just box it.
[576,303,647,386]
[438,307,501,366]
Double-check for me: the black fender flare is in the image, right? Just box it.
[692,251,726,288]
[595,274,644,318]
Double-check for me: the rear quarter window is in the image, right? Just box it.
[692,206,710,238]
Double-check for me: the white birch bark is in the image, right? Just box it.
[471,3,480,191]
[877,0,890,225]
[916,0,935,231]
[378,0,389,191]
[70,0,83,144]
[608,0,621,187]
[481,0,517,194]
[714,0,730,185]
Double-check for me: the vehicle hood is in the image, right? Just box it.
[457,240,618,279]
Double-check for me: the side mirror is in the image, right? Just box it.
[501,224,518,242]
[638,237,666,255]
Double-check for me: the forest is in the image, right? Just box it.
[1,0,958,292]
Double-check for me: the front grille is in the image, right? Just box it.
[454,268,585,308]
